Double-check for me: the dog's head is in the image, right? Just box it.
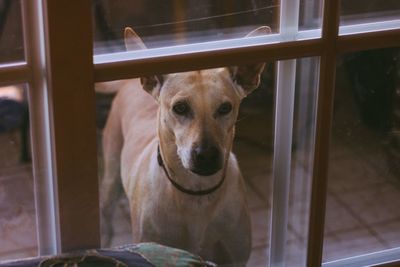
[125,27,269,177]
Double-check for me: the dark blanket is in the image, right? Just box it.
[0,243,216,267]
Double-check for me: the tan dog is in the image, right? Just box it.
[101,27,269,266]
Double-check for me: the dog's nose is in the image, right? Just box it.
[190,144,222,176]
[193,145,219,163]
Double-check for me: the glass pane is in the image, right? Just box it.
[236,62,274,266]
[323,47,400,263]
[0,0,24,64]
[299,0,323,31]
[93,0,323,56]
[286,57,319,266]
[0,84,37,261]
[96,58,319,266]
[96,59,275,266]
[341,0,400,26]
[93,0,279,55]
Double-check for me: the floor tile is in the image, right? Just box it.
[0,207,37,261]
[324,193,363,234]
[286,236,307,267]
[287,199,309,241]
[371,219,400,249]
[328,156,387,194]
[0,164,37,262]
[247,245,269,267]
[250,208,270,248]
[335,184,400,225]
[245,174,271,210]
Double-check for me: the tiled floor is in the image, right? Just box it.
[1,88,400,266]
[322,132,400,263]
[0,132,37,261]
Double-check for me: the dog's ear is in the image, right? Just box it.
[124,27,163,100]
[229,26,271,99]
[124,27,147,51]
[140,76,163,100]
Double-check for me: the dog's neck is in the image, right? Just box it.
[157,137,225,193]
[156,145,227,196]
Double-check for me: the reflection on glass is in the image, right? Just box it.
[93,0,325,55]
[286,57,319,266]
[299,0,323,31]
[0,0,24,64]
[235,63,274,266]
[0,85,37,261]
[323,48,400,262]
[93,0,280,54]
[340,0,400,25]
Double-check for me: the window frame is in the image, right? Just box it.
[0,0,399,266]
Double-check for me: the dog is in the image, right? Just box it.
[101,26,270,266]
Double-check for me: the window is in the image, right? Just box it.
[0,83,36,261]
[340,0,400,26]
[0,0,399,266]
[323,47,400,266]
[0,0,24,64]
[0,0,36,261]
[95,57,319,266]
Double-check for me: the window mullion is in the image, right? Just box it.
[269,0,299,266]
[306,0,340,266]
[41,0,100,252]
[94,38,323,82]
[21,0,60,255]
[269,59,297,267]
[337,27,400,53]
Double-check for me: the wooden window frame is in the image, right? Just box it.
[0,0,399,266]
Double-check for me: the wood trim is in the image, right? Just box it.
[93,27,399,83]
[94,39,322,81]
[337,28,400,53]
[306,0,340,266]
[269,1,300,265]
[43,0,100,252]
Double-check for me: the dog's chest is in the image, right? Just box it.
[138,191,227,249]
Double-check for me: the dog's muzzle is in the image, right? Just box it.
[190,144,222,176]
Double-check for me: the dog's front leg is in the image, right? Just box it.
[101,101,124,247]
[217,206,252,267]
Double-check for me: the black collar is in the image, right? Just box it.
[157,145,226,196]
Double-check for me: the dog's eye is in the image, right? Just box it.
[173,102,190,116]
[217,102,232,116]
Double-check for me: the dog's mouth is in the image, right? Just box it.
[190,164,222,176]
